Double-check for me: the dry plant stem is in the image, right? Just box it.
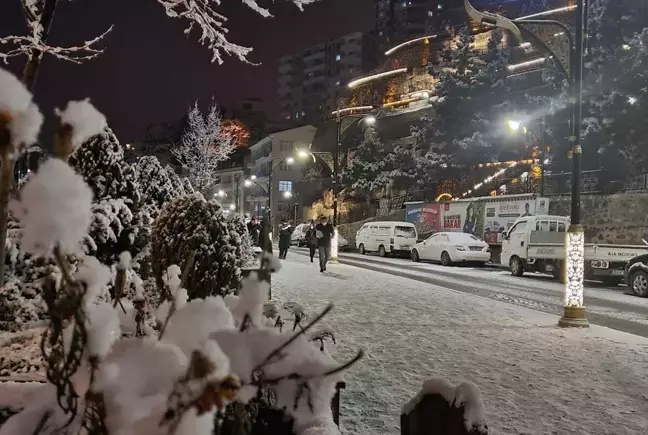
[253,304,334,373]
[53,244,78,290]
[158,250,197,340]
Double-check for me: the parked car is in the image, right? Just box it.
[290,223,310,247]
[337,234,350,251]
[411,232,491,266]
[625,253,648,297]
[355,221,418,257]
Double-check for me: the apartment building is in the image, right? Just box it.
[278,32,377,125]
[246,125,317,231]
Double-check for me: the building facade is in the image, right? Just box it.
[246,125,317,231]
[278,32,377,126]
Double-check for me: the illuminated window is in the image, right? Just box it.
[279,181,292,192]
[437,4,443,10]
[336,54,341,61]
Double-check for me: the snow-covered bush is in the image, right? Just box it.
[69,127,145,264]
[134,155,185,219]
[227,212,257,268]
[151,194,243,299]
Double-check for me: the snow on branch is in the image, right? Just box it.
[172,101,235,194]
[0,18,113,65]
[156,0,320,64]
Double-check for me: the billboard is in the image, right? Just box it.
[482,197,550,244]
[440,201,485,237]
[406,203,440,236]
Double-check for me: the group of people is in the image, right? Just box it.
[277,215,335,273]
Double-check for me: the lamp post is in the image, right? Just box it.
[465,0,588,327]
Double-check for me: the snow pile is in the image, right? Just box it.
[0,68,43,152]
[55,99,107,149]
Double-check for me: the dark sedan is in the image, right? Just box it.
[625,253,648,297]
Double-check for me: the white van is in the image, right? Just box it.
[290,223,311,247]
[355,221,418,257]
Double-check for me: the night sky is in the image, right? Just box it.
[1,0,374,142]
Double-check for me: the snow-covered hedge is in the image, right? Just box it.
[151,194,243,299]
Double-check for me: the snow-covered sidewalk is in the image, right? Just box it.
[273,254,648,435]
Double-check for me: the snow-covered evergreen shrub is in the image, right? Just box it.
[134,155,184,219]
[69,127,145,264]
[227,213,257,268]
[151,194,243,299]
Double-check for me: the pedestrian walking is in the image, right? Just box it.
[278,220,292,259]
[305,220,318,263]
[315,215,334,273]
[247,216,261,247]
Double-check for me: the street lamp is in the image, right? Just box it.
[283,191,292,199]
[229,204,236,211]
[466,0,588,328]
[215,190,226,198]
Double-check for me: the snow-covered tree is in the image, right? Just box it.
[579,0,648,177]
[2,0,320,70]
[69,127,145,264]
[172,102,235,194]
[341,126,388,199]
[134,155,185,219]
[226,212,257,268]
[425,27,514,168]
[151,194,243,299]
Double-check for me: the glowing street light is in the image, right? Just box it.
[363,115,376,126]
[297,149,309,159]
[229,204,236,211]
[507,120,522,131]
[286,156,295,165]
[215,190,226,198]
[283,191,292,198]
[250,174,257,180]
[244,179,252,187]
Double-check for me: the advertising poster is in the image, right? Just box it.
[482,197,550,244]
[406,203,440,237]
[440,201,485,238]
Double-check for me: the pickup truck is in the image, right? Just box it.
[500,215,648,285]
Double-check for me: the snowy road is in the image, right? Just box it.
[273,253,648,435]
[290,247,648,338]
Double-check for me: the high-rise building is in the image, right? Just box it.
[375,0,467,50]
[278,32,377,126]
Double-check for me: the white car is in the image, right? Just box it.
[410,232,491,266]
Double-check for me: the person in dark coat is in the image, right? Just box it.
[304,220,318,263]
[315,215,334,272]
[278,220,292,259]
[247,216,261,247]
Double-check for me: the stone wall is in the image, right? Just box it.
[548,192,648,244]
[337,209,406,247]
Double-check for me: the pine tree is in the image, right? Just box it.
[341,126,388,199]
[582,0,648,177]
[425,27,515,168]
